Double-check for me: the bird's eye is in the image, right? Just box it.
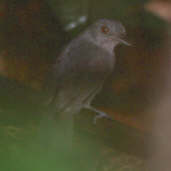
[101,25,110,34]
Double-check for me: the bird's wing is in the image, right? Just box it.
[54,38,113,84]
[51,39,114,111]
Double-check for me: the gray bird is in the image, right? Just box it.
[50,18,130,123]
[38,19,129,154]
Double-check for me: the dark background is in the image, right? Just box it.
[0,0,169,170]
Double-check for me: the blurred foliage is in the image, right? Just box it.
[0,86,147,170]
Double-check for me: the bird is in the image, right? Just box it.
[49,18,130,123]
[37,19,129,156]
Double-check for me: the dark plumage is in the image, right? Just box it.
[38,19,129,152]
[51,19,129,122]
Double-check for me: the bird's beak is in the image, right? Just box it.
[111,34,131,46]
[118,38,131,46]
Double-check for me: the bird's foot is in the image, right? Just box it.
[84,105,113,124]
[93,110,112,124]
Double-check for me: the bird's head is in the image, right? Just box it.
[89,19,130,49]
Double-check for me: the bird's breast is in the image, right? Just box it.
[88,52,115,75]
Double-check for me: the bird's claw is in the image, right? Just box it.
[84,105,113,124]
[93,111,112,124]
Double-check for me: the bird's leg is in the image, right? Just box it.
[84,105,113,124]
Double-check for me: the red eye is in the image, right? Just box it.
[101,25,109,34]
